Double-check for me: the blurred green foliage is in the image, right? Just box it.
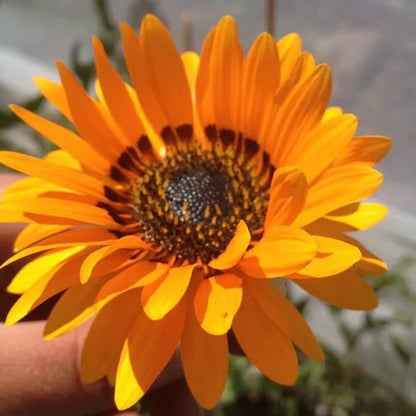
[1,1,415,415]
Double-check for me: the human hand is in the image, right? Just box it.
[0,174,199,416]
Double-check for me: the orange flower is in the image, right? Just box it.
[0,15,391,410]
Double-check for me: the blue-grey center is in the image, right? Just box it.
[165,168,231,224]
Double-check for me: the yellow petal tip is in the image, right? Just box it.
[142,13,163,28]
[5,314,18,327]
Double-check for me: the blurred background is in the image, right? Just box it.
[0,0,415,415]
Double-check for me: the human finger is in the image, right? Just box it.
[0,320,201,415]
[0,321,116,415]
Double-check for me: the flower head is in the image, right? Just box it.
[0,15,391,409]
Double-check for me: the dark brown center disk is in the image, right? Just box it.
[132,147,268,264]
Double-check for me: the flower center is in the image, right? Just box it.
[165,167,231,224]
[132,146,268,265]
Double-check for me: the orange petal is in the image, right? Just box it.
[296,270,378,310]
[39,190,99,207]
[93,37,145,144]
[194,273,242,336]
[57,62,124,162]
[45,149,81,169]
[94,81,134,149]
[2,176,59,202]
[8,187,98,208]
[0,151,105,198]
[209,220,250,270]
[258,53,316,159]
[22,213,87,226]
[244,278,323,362]
[0,209,36,223]
[114,341,141,409]
[9,105,108,175]
[104,235,149,252]
[30,227,115,247]
[264,167,307,228]
[325,202,388,231]
[123,82,166,159]
[182,51,206,147]
[272,51,316,107]
[43,273,112,340]
[277,33,302,83]
[8,246,84,294]
[240,32,280,141]
[294,165,383,227]
[239,226,317,278]
[196,27,216,131]
[333,135,392,167]
[138,15,193,134]
[260,64,331,167]
[91,248,133,277]
[305,221,387,276]
[358,255,387,276]
[181,305,228,409]
[346,238,387,277]
[121,23,168,135]
[80,246,113,283]
[322,106,343,121]
[283,114,358,181]
[198,16,243,134]
[182,51,199,92]
[33,76,72,120]
[1,228,116,269]
[0,197,115,227]
[96,261,169,308]
[14,224,71,251]
[142,264,195,320]
[80,236,149,284]
[114,297,187,409]
[233,289,298,385]
[292,236,362,278]
[80,290,140,384]
[6,248,91,326]
[122,17,192,139]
